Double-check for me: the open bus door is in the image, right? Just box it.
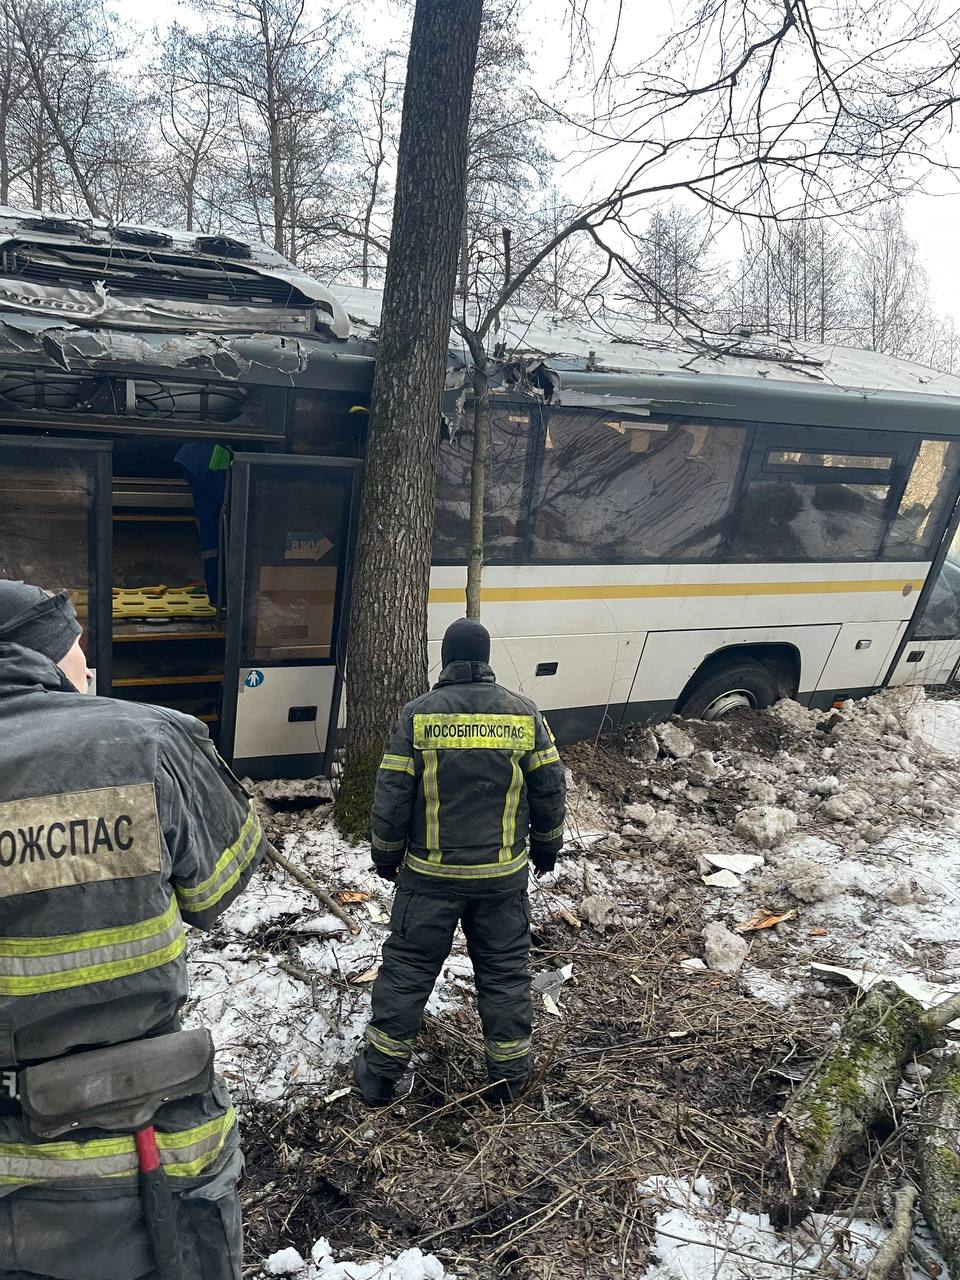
[0,435,112,692]
[220,454,361,779]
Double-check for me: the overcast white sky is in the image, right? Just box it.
[132,0,960,319]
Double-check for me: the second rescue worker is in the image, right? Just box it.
[354,618,566,1106]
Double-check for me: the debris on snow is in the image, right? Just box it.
[811,963,960,1029]
[734,908,797,933]
[579,894,618,929]
[702,921,749,974]
[657,721,696,759]
[700,870,741,889]
[703,852,764,875]
[734,805,798,848]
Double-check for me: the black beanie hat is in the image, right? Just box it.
[0,580,82,664]
[441,617,491,667]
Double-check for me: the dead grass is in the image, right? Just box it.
[238,902,837,1278]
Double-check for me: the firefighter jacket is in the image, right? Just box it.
[371,660,566,894]
[0,642,269,1201]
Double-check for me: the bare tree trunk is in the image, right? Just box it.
[465,352,489,619]
[918,1051,960,1277]
[335,0,482,837]
[257,0,284,255]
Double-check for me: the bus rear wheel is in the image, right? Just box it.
[677,658,780,722]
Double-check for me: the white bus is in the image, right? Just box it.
[2,213,959,778]
[381,293,960,747]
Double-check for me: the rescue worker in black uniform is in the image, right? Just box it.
[0,580,270,1280]
[354,618,566,1106]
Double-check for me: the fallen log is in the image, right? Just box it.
[918,1051,960,1279]
[766,983,960,1227]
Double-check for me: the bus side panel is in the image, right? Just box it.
[428,632,642,718]
[887,638,960,687]
[815,621,908,694]
[627,624,840,708]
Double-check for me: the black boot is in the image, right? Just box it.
[352,1050,396,1107]
[486,1076,529,1106]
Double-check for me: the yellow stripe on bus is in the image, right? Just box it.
[428,579,924,604]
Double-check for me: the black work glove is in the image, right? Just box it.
[372,860,401,883]
[530,849,556,879]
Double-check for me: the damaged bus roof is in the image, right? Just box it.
[337,286,960,435]
[0,207,350,340]
[1,208,959,438]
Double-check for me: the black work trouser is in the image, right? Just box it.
[366,886,532,1084]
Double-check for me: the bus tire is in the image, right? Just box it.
[677,658,780,722]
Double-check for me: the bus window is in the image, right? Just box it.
[433,406,530,563]
[915,520,960,638]
[882,439,960,560]
[529,411,746,564]
[728,446,894,561]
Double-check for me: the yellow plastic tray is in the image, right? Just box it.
[112,586,216,621]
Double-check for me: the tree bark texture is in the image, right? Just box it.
[863,1182,918,1280]
[918,1051,960,1278]
[465,353,490,620]
[337,0,482,835]
[766,983,934,1227]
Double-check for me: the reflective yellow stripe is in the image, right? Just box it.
[532,824,564,841]
[406,851,528,880]
[0,1107,235,1185]
[380,754,415,776]
[175,801,263,914]
[527,746,561,772]
[366,1027,413,1061]
[542,717,557,744]
[428,578,926,604]
[423,749,441,862]
[485,1037,531,1062]
[0,898,178,959]
[412,713,535,751]
[0,931,185,997]
[372,834,406,853]
[499,751,523,863]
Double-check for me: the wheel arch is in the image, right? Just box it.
[673,641,802,713]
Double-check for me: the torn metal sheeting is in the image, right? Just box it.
[0,206,350,338]
[533,962,574,1011]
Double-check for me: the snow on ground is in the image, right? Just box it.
[183,810,478,1100]
[637,1178,947,1280]
[266,1239,453,1279]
